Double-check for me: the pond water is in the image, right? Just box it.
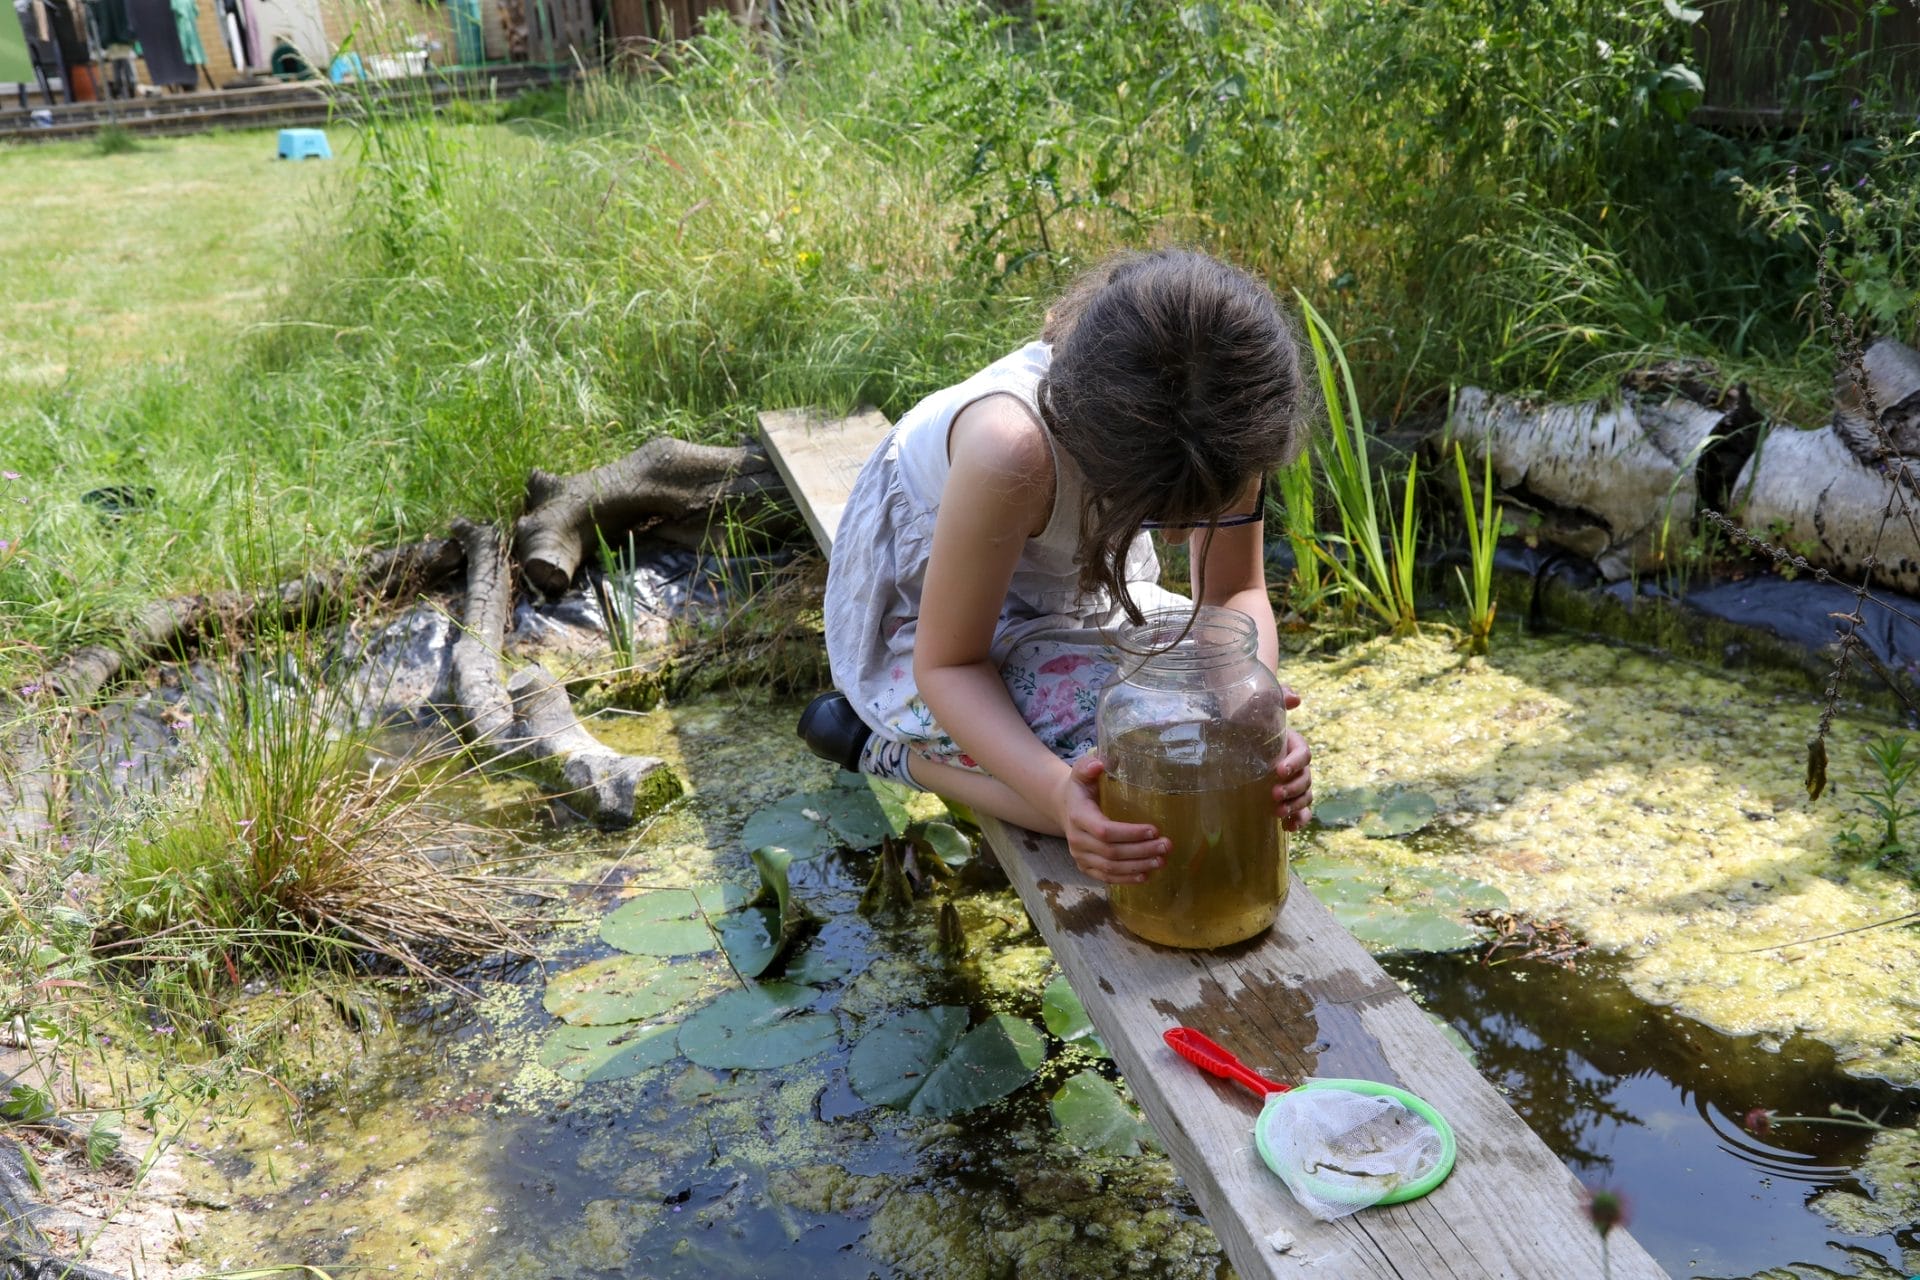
[177,633,1920,1279]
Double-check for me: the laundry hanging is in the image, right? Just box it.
[169,0,204,69]
[126,0,193,83]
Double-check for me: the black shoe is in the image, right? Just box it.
[798,691,872,774]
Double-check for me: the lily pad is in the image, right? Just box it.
[784,946,855,986]
[1425,1012,1478,1068]
[1051,1071,1152,1155]
[1040,975,1110,1060]
[1329,902,1483,952]
[1300,855,1502,954]
[908,821,974,868]
[850,1007,1046,1117]
[538,1021,679,1083]
[849,1005,968,1108]
[720,847,820,978]
[740,782,891,859]
[542,955,707,1027]
[1313,785,1438,837]
[678,982,839,1069]
[600,884,746,957]
[868,777,920,836]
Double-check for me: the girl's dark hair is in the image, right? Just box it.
[1037,248,1308,624]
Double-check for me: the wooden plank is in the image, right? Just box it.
[755,404,1670,1279]
[754,406,892,559]
[979,817,1669,1280]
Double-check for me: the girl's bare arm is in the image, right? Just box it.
[914,397,1168,878]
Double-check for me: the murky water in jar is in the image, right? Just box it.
[1100,720,1285,948]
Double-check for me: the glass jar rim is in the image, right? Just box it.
[1114,605,1258,675]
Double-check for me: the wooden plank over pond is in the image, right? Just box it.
[757,406,1671,1280]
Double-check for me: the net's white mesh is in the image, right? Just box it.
[1256,1087,1447,1221]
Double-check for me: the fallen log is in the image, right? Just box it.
[507,666,681,824]
[1450,370,1758,580]
[41,537,465,711]
[514,438,796,596]
[447,519,679,827]
[448,519,516,749]
[1731,424,1920,597]
[1833,337,1920,464]
[1730,338,1920,597]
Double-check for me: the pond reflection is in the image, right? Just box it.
[1389,951,1920,1277]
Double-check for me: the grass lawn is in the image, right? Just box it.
[0,130,346,387]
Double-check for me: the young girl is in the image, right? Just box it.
[805,248,1314,885]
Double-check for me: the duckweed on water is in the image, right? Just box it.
[1289,633,1920,1082]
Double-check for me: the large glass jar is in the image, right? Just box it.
[1096,606,1288,948]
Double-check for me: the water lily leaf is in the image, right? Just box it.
[678,982,838,1069]
[1363,789,1437,837]
[714,906,782,979]
[1311,788,1372,829]
[784,946,855,986]
[1332,903,1482,953]
[1313,786,1438,837]
[908,821,974,868]
[910,1014,1046,1116]
[1051,1071,1152,1155]
[868,777,919,836]
[1040,975,1109,1060]
[1414,869,1508,912]
[542,955,707,1027]
[849,1005,969,1108]
[538,1021,679,1082]
[600,884,746,957]
[740,784,890,858]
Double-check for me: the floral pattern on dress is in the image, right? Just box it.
[865,639,1118,776]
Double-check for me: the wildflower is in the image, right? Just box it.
[117,759,135,769]
[1584,1186,1628,1237]
[0,542,9,553]
[1850,97,1861,110]
[1744,1108,1774,1136]
[1,471,16,481]
[19,683,37,695]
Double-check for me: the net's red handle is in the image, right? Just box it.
[1163,1027,1290,1098]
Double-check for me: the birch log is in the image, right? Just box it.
[1732,339,1920,597]
[1451,375,1755,580]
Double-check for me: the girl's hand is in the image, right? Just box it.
[1272,728,1313,830]
[1054,754,1169,885]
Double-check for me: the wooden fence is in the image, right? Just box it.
[1694,0,1919,122]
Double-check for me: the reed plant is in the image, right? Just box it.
[1297,293,1420,636]
[1452,436,1504,656]
[1272,452,1329,615]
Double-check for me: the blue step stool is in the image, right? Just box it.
[277,128,332,161]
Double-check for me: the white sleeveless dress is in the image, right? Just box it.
[822,341,1187,772]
